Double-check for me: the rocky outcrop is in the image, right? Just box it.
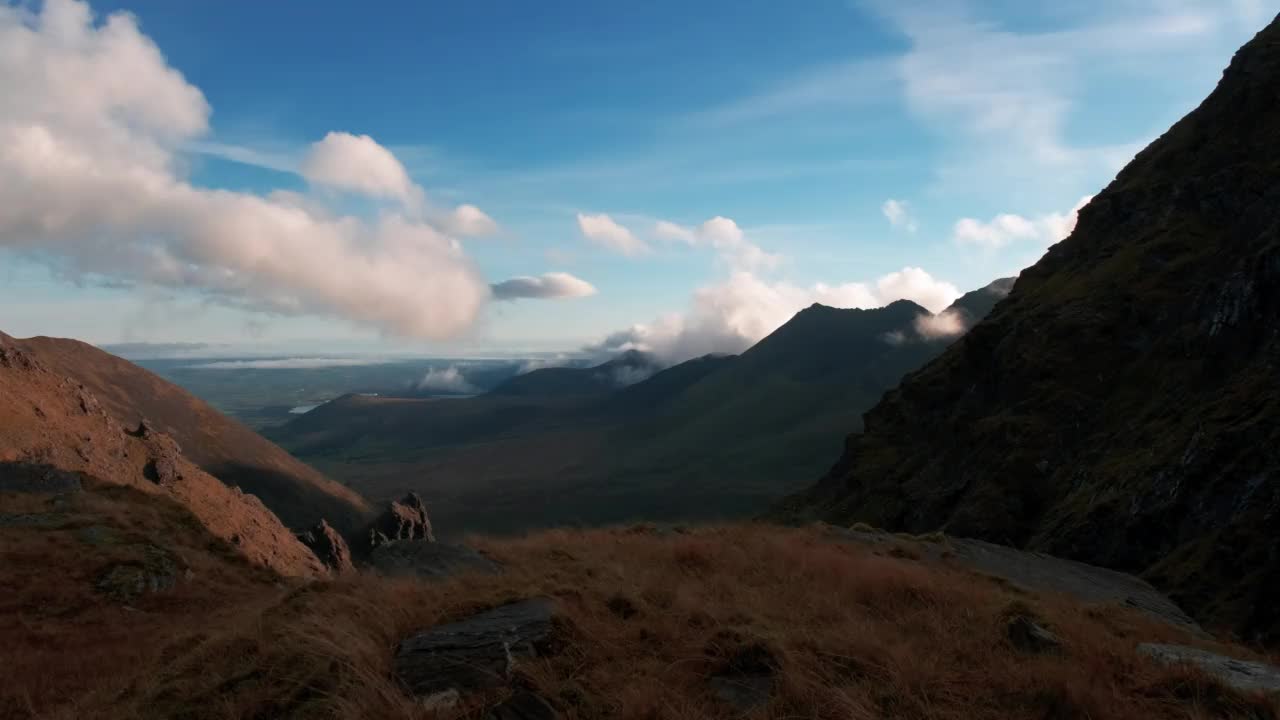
[394,598,558,698]
[95,544,184,603]
[297,519,354,573]
[1139,644,1280,694]
[368,540,500,579]
[366,492,434,549]
[777,15,1280,644]
[1006,615,1063,655]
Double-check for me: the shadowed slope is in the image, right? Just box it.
[778,15,1280,644]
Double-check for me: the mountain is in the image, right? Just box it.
[270,284,1010,533]
[490,350,661,397]
[0,333,325,577]
[777,16,1280,644]
[11,335,371,532]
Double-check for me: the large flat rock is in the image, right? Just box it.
[829,527,1203,633]
[1139,643,1280,694]
[394,598,557,697]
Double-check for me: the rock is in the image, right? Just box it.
[1138,643,1280,694]
[420,688,460,712]
[95,545,182,603]
[0,462,83,494]
[137,428,184,486]
[1006,615,1063,655]
[369,540,500,579]
[394,598,558,697]
[368,492,434,549]
[709,675,773,714]
[486,691,559,720]
[296,519,353,573]
[706,637,777,712]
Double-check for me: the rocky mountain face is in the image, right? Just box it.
[10,335,371,532]
[777,16,1280,644]
[0,334,327,577]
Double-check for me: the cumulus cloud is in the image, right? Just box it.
[953,196,1092,250]
[416,365,477,393]
[588,266,961,364]
[491,272,597,301]
[654,215,780,271]
[577,212,650,256]
[300,131,421,206]
[913,310,968,340]
[438,203,499,237]
[881,199,918,233]
[0,0,577,339]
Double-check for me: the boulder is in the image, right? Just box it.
[394,598,558,697]
[1006,615,1063,655]
[297,519,353,573]
[95,544,183,603]
[369,540,500,579]
[486,691,559,720]
[368,492,434,549]
[1139,643,1280,694]
[705,635,777,713]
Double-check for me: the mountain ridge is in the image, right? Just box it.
[776,14,1280,644]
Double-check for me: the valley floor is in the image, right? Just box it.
[3,481,1277,720]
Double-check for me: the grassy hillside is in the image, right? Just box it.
[6,505,1275,720]
[777,15,1280,644]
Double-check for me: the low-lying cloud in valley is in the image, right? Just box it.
[0,0,589,340]
[416,365,478,394]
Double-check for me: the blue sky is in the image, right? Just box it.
[0,0,1272,358]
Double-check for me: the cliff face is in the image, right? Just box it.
[779,15,1280,643]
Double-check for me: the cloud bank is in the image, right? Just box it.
[0,0,577,340]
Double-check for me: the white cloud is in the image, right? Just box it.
[300,131,421,207]
[491,272,597,301]
[653,215,781,271]
[874,267,961,312]
[913,309,967,340]
[881,199,918,233]
[878,1,1264,202]
[577,212,650,256]
[0,0,575,340]
[589,266,961,364]
[953,195,1092,250]
[438,203,499,237]
[416,365,477,394]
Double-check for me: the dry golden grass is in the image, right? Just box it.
[4,515,1278,720]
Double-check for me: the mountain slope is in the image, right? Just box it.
[0,334,325,577]
[13,335,371,532]
[777,16,1280,644]
[273,285,1009,532]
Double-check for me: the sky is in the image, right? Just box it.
[0,0,1272,361]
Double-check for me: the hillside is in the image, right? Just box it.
[0,333,326,577]
[12,335,371,532]
[777,15,1280,644]
[270,286,1009,533]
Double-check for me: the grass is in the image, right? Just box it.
[5,502,1278,720]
